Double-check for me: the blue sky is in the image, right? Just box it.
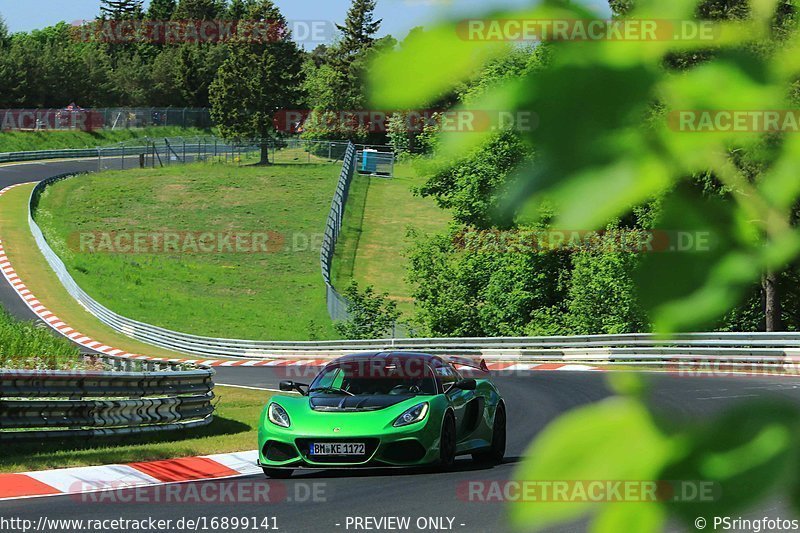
[1,1,610,42]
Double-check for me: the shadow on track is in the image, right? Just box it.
[281,456,524,480]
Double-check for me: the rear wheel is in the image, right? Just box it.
[439,412,457,469]
[473,403,506,464]
[262,468,293,479]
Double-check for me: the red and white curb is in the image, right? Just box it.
[0,450,261,501]
[0,183,603,373]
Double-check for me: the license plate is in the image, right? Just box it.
[309,442,365,456]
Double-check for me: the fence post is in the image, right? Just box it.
[121,143,125,170]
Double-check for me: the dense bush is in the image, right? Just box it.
[334,281,401,340]
[0,310,83,370]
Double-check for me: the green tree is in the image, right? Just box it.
[407,228,570,337]
[10,24,91,107]
[209,0,304,163]
[302,0,390,143]
[334,281,401,339]
[149,46,185,106]
[565,233,649,335]
[175,43,227,107]
[99,0,143,19]
[418,130,528,228]
[0,38,27,107]
[0,13,8,44]
[226,0,258,19]
[333,0,382,66]
[173,0,225,20]
[146,0,177,20]
[416,46,546,226]
[107,51,153,106]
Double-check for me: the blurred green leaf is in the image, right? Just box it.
[760,135,800,211]
[509,397,675,531]
[750,0,784,26]
[591,502,666,533]
[548,154,673,230]
[635,185,740,332]
[369,2,605,108]
[663,401,799,523]
[433,79,528,164]
[369,23,509,108]
[606,372,649,398]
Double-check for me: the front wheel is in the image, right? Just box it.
[263,468,293,479]
[473,403,506,465]
[439,412,457,470]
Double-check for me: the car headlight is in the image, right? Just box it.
[268,403,291,428]
[393,402,429,427]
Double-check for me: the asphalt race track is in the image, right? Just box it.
[2,159,800,531]
[3,368,800,531]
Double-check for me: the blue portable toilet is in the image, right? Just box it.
[361,149,379,174]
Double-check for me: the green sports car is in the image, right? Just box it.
[257,351,506,478]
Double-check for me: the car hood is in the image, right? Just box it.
[309,394,413,412]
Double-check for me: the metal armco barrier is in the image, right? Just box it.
[1,369,214,398]
[0,368,215,440]
[0,146,144,164]
[320,142,356,323]
[0,137,354,166]
[0,138,246,165]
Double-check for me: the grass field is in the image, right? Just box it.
[35,160,341,340]
[0,386,277,473]
[331,162,450,316]
[0,127,210,153]
[0,184,203,359]
[0,309,87,370]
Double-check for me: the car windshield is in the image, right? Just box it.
[309,359,438,396]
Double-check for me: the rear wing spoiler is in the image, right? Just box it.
[447,356,490,372]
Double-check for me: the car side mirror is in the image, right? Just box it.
[279,381,308,395]
[454,378,477,391]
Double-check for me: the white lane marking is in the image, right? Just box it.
[216,383,283,392]
[26,465,162,493]
[696,393,759,400]
[202,451,261,475]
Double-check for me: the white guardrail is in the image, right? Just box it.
[23,171,800,365]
